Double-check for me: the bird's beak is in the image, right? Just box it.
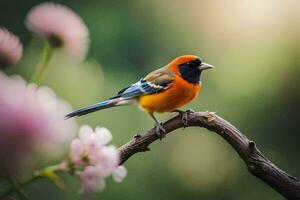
[199,63,214,70]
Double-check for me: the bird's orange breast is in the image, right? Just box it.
[138,76,201,113]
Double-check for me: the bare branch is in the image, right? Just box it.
[118,111,300,199]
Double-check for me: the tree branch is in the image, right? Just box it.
[118,111,300,199]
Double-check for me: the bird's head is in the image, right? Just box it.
[168,55,214,84]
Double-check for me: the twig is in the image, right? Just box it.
[118,111,300,199]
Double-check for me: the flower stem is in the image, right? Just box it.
[31,41,53,84]
[0,163,64,199]
[1,177,29,200]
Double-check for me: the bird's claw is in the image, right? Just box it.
[172,109,194,127]
[154,123,166,140]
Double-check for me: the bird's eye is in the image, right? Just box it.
[186,62,191,65]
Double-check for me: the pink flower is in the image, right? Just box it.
[0,72,77,175]
[0,28,23,68]
[83,145,119,180]
[89,145,119,177]
[25,2,89,61]
[68,125,127,195]
[70,125,115,165]
[80,126,113,157]
[78,166,106,194]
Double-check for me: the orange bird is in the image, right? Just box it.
[66,55,214,138]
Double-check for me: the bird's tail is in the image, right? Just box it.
[65,98,131,119]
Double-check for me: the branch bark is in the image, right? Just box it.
[118,111,300,199]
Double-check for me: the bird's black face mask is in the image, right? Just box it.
[178,58,202,84]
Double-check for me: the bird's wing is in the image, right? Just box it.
[113,66,174,99]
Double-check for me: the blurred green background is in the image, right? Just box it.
[1,0,300,199]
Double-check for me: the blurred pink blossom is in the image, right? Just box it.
[0,28,23,68]
[0,72,77,175]
[69,125,127,195]
[25,2,89,61]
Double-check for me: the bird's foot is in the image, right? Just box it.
[154,122,166,140]
[172,109,194,127]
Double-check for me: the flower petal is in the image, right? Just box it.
[90,145,119,177]
[112,165,127,183]
[0,28,23,68]
[70,138,84,165]
[78,125,93,146]
[78,165,105,195]
[95,127,112,146]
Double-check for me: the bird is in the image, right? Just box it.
[66,55,214,138]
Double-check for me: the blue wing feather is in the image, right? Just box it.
[111,66,174,99]
[118,78,170,99]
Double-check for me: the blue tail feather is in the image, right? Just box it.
[65,99,115,119]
